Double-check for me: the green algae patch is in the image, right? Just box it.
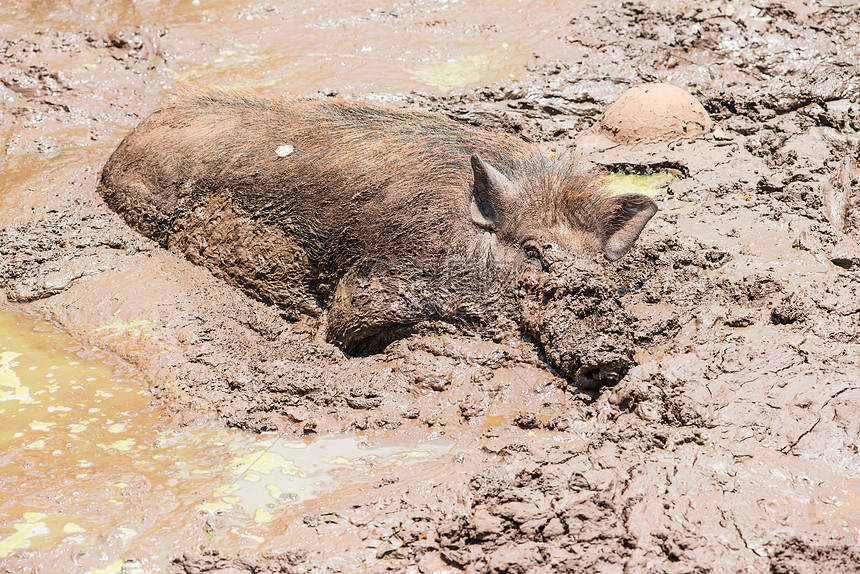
[606,172,674,198]
[28,421,55,431]
[196,435,455,526]
[95,318,157,334]
[62,522,85,534]
[86,560,124,574]
[253,508,274,524]
[407,50,532,92]
[93,319,172,351]
[97,438,136,451]
[228,450,300,477]
[0,351,34,404]
[165,41,273,88]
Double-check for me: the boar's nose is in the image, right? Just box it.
[574,363,624,390]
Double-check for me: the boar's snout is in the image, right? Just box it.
[539,299,635,390]
[517,262,635,389]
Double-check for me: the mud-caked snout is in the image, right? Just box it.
[516,262,635,389]
[547,312,634,390]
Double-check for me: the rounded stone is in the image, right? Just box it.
[598,83,713,144]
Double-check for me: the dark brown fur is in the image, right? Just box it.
[98,91,657,386]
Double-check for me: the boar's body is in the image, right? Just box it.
[98,91,656,387]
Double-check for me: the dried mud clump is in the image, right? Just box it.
[174,547,308,574]
[599,83,713,144]
[771,292,808,324]
[0,208,150,303]
[390,437,860,574]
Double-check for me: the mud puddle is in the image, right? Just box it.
[4,0,583,97]
[211,434,454,517]
[0,308,459,572]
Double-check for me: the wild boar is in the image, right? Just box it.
[98,91,657,388]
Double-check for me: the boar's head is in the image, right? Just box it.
[469,154,657,389]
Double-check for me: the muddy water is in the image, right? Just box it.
[0,309,455,572]
[5,0,580,95]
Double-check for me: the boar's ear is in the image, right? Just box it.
[470,154,514,231]
[602,194,658,262]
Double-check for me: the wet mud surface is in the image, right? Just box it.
[1,0,859,572]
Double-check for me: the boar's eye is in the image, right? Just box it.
[522,241,545,270]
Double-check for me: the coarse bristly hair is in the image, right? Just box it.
[496,154,612,232]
